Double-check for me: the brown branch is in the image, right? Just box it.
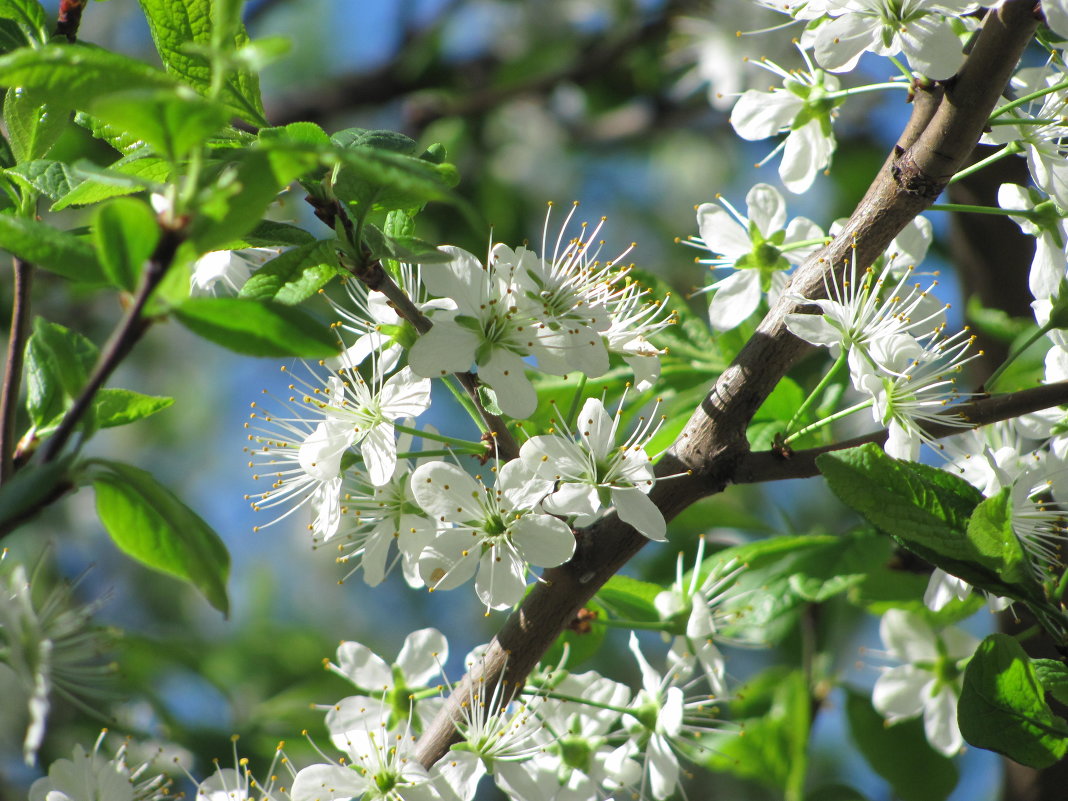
[1,257,32,483]
[37,227,184,465]
[328,202,521,461]
[733,380,1068,484]
[412,0,1040,768]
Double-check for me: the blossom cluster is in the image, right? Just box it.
[244,209,675,610]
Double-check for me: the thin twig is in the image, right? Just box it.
[37,228,184,465]
[0,257,33,482]
[54,0,88,42]
[327,200,522,461]
[732,380,1068,484]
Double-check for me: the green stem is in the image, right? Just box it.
[396,449,478,459]
[519,686,632,717]
[983,321,1055,392]
[394,422,486,451]
[598,617,672,632]
[786,351,848,435]
[990,78,1068,119]
[780,236,832,252]
[888,56,915,83]
[825,81,911,99]
[564,374,588,429]
[783,399,873,446]
[928,202,1033,217]
[987,117,1060,126]
[441,374,489,433]
[948,142,1023,185]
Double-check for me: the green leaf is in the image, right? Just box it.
[137,0,266,125]
[239,220,315,248]
[0,17,30,57]
[92,197,160,291]
[0,212,104,282]
[817,444,1048,606]
[92,388,174,428]
[748,376,804,450]
[172,296,339,357]
[73,110,150,155]
[1033,659,1068,706]
[190,148,318,252]
[0,0,46,43]
[5,159,79,199]
[845,689,957,801]
[90,88,230,162]
[596,574,662,622]
[705,670,808,794]
[24,317,98,429]
[959,633,1068,768]
[238,240,339,305]
[3,85,68,163]
[362,224,451,265]
[0,45,176,110]
[329,145,460,214]
[90,459,230,614]
[52,154,172,210]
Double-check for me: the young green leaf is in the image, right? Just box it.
[845,689,957,801]
[238,240,339,305]
[3,85,68,163]
[92,388,174,429]
[90,89,231,162]
[0,0,47,44]
[52,154,172,210]
[1032,659,1068,707]
[0,213,105,283]
[92,197,160,291]
[24,317,99,430]
[958,633,1068,768]
[172,296,339,357]
[5,159,80,200]
[0,44,177,110]
[90,459,230,615]
[137,0,267,125]
[596,574,663,622]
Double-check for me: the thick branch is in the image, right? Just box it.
[37,228,184,465]
[413,0,1039,767]
[1,257,32,482]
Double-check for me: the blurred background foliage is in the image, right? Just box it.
[0,0,1032,798]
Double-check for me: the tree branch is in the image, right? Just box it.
[1,257,32,483]
[732,380,1068,484]
[412,0,1040,768]
[37,227,184,465]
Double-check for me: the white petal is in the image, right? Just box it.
[393,629,448,687]
[815,13,876,73]
[299,421,352,480]
[519,435,589,482]
[647,733,681,801]
[476,547,527,609]
[335,641,392,687]
[543,482,602,521]
[419,246,490,314]
[380,367,433,419]
[872,666,929,721]
[576,397,615,462]
[781,120,833,194]
[291,763,366,801]
[745,183,786,234]
[410,462,484,522]
[434,748,485,801]
[511,514,576,568]
[696,203,750,258]
[730,89,800,140]
[361,421,397,487]
[880,609,939,663]
[708,270,762,331]
[899,16,964,80]
[923,686,963,756]
[408,321,479,378]
[479,350,538,419]
[612,486,666,541]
